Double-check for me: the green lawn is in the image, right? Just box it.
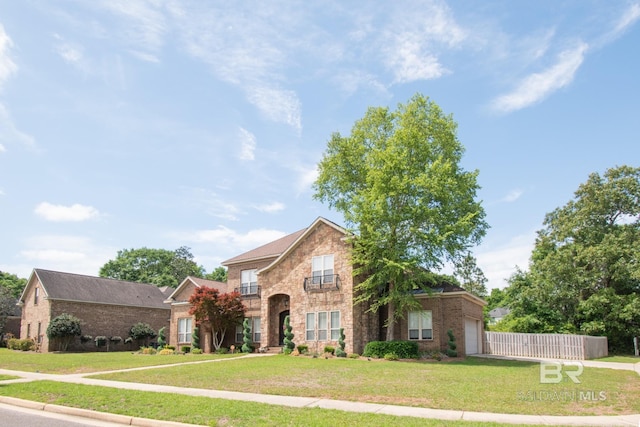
[0,348,241,374]
[594,355,640,363]
[90,355,640,416]
[0,375,19,381]
[0,380,526,427]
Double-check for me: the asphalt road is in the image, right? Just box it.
[0,403,125,427]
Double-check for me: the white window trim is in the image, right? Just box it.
[177,317,192,344]
[241,269,258,294]
[312,254,334,284]
[408,310,433,341]
[305,310,340,342]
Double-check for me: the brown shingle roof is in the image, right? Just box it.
[221,228,307,265]
[33,269,169,310]
[186,277,232,293]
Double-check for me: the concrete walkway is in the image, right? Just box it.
[1,355,639,426]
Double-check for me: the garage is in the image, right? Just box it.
[464,318,480,355]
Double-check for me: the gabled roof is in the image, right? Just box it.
[489,307,510,317]
[259,217,347,273]
[221,228,307,266]
[20,269,169,310]
[165,276,231,303]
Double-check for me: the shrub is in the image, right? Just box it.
[139,347,156,355]
[323,345,335,355]
[181,345,191,353]
[124,337,133,345]
[336,328,347,357]
[129,322,157,346]
[192,326,200,350]
[241,318,253,353]
[80,335,93,344]
[157,327,166,348]
[191,348,203,354]
[348,353,360,359]
[446,329,458,357]
[95,336,107,347]
[384,352,399,361]
[164,345,176,351]
[215,347,229,354]
[158,348,174,355]
[7,338,35,351]
[283,315,295,354]
[296,344,309,354]
[110,336,122,344]
[46,313,82,352]
[362,341,419,359]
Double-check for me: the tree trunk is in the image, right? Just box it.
[386,299,396,341]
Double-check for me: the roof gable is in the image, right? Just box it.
[166,276,231,303]
[24,269,169,309]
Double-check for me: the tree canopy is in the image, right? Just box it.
[453,252,488,298]
[0,286,16,338]
[0,271,27,298]
[314,93,488,340]
[46,313,82,352]
[99,246,204,287]
[205,266,228,282]
[500,165,640,351]
[189,286,245,351]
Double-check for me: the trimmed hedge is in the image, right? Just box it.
[362,341,419,359]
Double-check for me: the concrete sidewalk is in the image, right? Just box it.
[1,356,639,427]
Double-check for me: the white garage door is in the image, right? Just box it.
[464,318,479,355]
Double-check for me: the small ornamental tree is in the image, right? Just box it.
[283,315,295,354]
[242,318,253,353]
[192,326,200,350]
[46,313,82,352]
[446,329,458,357]
[157,326,166,348]
[129,322,157,347]
[189,286,245,352]
[336,327,347,357]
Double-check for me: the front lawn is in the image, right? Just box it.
[0,380,522,427]
[0,348,241,374]
[92,355,640,416]
[594,355,640,363]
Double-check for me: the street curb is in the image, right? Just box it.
[0,396,203,427]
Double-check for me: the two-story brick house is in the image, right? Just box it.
[167,217,486,355]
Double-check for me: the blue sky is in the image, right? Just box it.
[0,1,638,290]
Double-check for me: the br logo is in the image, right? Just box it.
[539,361,584,384]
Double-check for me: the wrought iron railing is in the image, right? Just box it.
[235,285,261,298]
[303,274,340,291]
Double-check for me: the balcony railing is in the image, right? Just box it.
[235,285,261,298]
[303,274,340,292]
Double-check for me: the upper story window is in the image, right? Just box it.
[240,269,258,295]
[34,287,39,305]
[312,255,334,284]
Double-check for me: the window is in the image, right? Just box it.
[34,287,39,305]
[236,317,261,342]
[408,311,433,340]
[37,322,42,344]
[306,313,315,340]
[312,255,334,284]
[330,311,341,340]
[178,318,192,344]
[318,312,328,340]
[241,269,258,295]
[306,310,341,341]
[26,323,31,339]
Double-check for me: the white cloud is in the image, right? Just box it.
[0,25,17,88]
[490,42,588,113]
[0,143,5,152]
[501,189,523,203]
[179,226,286,252]
[476,231,536,290]
[382,0,466,83]
[0,103,36,149]
[254,202,285,213]
[16,234,116,276]
[613,3,640,36]
[34,202,100,222]
[238,127,256,161]
[55,42,83,64]
[245,86,302,133]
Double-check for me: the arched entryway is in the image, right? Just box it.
[267,293,290,347]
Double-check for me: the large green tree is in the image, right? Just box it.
[0,286,16,338]
[205,266,228,282]
[0,271,27,298]
[503,166,640,351]
[314,93,488,340]
[453,252,488,298]
[100,246,204,287]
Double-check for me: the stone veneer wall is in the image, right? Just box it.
[20,279,51,350]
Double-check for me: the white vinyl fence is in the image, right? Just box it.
[484,332,608,360]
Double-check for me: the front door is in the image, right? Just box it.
[278,310,290,345]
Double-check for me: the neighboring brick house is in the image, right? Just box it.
[18,269,171,352]
[167,217,485,355]
[164,276,232,352]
